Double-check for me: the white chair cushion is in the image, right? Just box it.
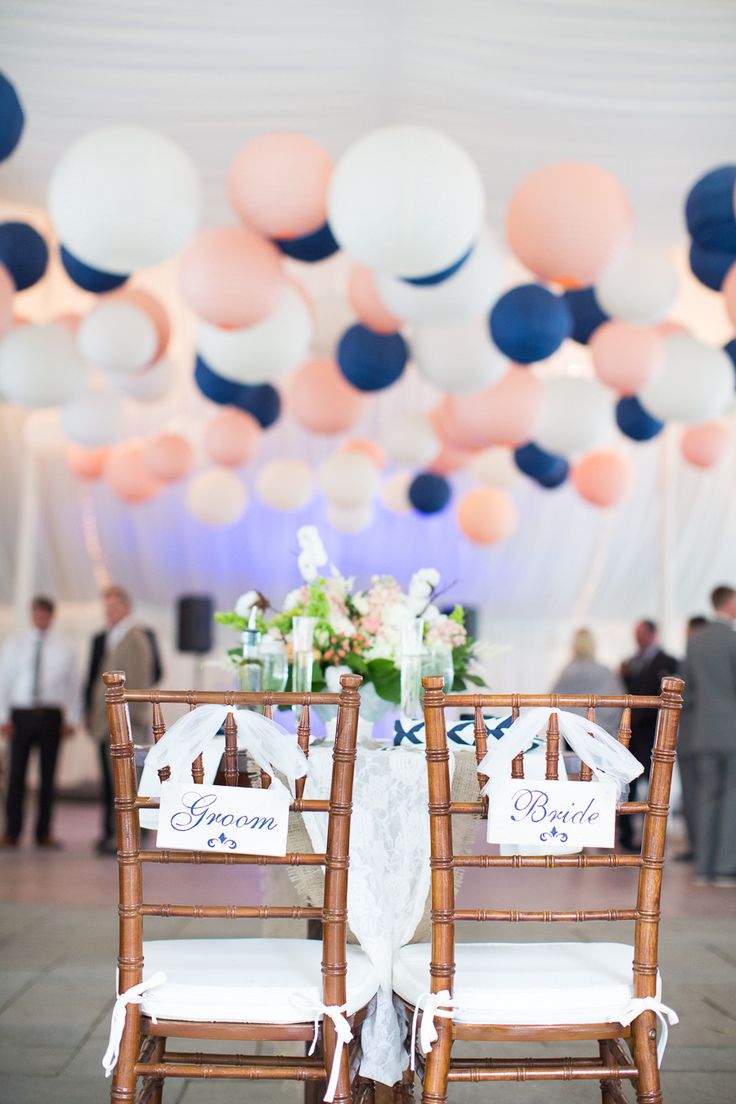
[141,938,379,1024]
[393,942,661,1025]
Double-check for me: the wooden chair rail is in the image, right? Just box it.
[157,1053,325,1067]
[452,853,642,868]
[123,689,342,707]
[139,903,323,920]
[446,1064,636,1083]
[136,1062,327,1081]
[449,1055,635,1070]
[451,908,640,922]
[447,693,664,709]
[139,849,326,866]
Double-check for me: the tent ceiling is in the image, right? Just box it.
[1,0,736,242]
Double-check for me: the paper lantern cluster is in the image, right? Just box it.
[1,78,734,535]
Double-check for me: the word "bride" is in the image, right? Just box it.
[510,787,601,826]
[169,791,278,833]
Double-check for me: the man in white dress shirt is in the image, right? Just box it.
[0,596,79,847]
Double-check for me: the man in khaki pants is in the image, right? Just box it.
[87,586,154,854]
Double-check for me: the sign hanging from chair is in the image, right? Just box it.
[157,782,290,856]
[487,778,617,849]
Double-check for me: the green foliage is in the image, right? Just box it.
[365,658,402,704]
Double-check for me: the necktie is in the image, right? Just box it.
[31,636,44,706]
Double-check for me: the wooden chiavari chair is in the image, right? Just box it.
[102,670,379,1104]
[393,675,684,1104]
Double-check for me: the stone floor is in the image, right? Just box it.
[1,801,734,1103]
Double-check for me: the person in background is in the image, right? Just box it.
[86,586,154,854]
[681,586,736,887]
[551,627,625,737]
[675,615,709,862]
[0,596,79,848]
[619,619,679,851]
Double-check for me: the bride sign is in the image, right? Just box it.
[487,779,617,849]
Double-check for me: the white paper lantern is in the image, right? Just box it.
[197,286,312,384]
[112,356,176,402]
[380,470,412,514]
[48,125,201,272]
[536,378,613,456]
[596,246,678,325]
[61,389,125,447]
[469,447,520,488]
[414,317,509,394]
[639,334,734,424]
[319,451,379,508]
[382,413,440,467]
[376,229,502,324]
[0,323,88,407]
[255,458,314,511]
[327,502,374,534]
[186,468,247,526]
[78,301,158,375]
[328,125,485,278]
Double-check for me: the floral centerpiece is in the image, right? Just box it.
[215,528,485,712]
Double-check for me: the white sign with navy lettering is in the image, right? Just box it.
[487,779,617,849]
[157,782,290,856]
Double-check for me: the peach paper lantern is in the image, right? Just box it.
[66,444,110,481]
[180,225,285,328]
[572,450,634,507]
[228,132,333,240]
[204,409,261,467]
[457,487,518,545]
[113,288,170,361]
[55,313,82,334]
[506,162,634,286]
[0,264,13,337]
[723,264,736,329]
[681,422,730,468]
[590,322,664,396]
[143,433,194,483]
[347,265,402,334]
[105,443,162,504]
[291,357,366,435]
[435,366,546,449]
[339,437,385,469]
[428,442,476,476]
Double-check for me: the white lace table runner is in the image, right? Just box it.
[301,747,460,1087]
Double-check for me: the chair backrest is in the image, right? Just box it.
[421,675,684,1005]
[103,670,362,1013]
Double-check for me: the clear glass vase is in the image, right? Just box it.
[400,618,425,721]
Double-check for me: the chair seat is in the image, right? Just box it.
[141,938,380,1024]
[393,941,661,1025]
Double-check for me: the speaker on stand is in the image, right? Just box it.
[176,595,214,688]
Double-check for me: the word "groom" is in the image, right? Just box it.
[170,791,278,833]
[510,787,600,826]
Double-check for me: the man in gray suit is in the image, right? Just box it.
[680,585,736,887]
[87,586,154,854]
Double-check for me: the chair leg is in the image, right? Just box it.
[323,1020,352,1104]
[393,1068,415,1101]
[631,1012,663,1104]
[146,1037,166,1104]
[420,1020,451,1104]
[110,1006,141,1104]
[599,1039,625,1104]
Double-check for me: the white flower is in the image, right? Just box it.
[235,591,259,618]
[352,593,369,615]
[284,588,303,611]
[423,603,441,625]
[408,567,440,615]
[297,525,328,582]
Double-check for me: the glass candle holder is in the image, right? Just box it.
[292,616,316,694]
[400,618,425,721]
[421,644,454,696]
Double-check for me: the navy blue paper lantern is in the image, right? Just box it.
[562,287,608,344]
[409,472,452,514]
[489,284,572,364]
[0,222,48,290]
[195,356,281,427]
[401,245,473,287]
[513,443,569,488]
[0,73,24,162]
[685,165,736,252]
[274,222,339,263]
[337,324,408,392]
[615,396,664,442]
[688,240,736,292]
[723,339,736,378]
[60,245,128,293]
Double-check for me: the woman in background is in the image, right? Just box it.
[551,627,624,735]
